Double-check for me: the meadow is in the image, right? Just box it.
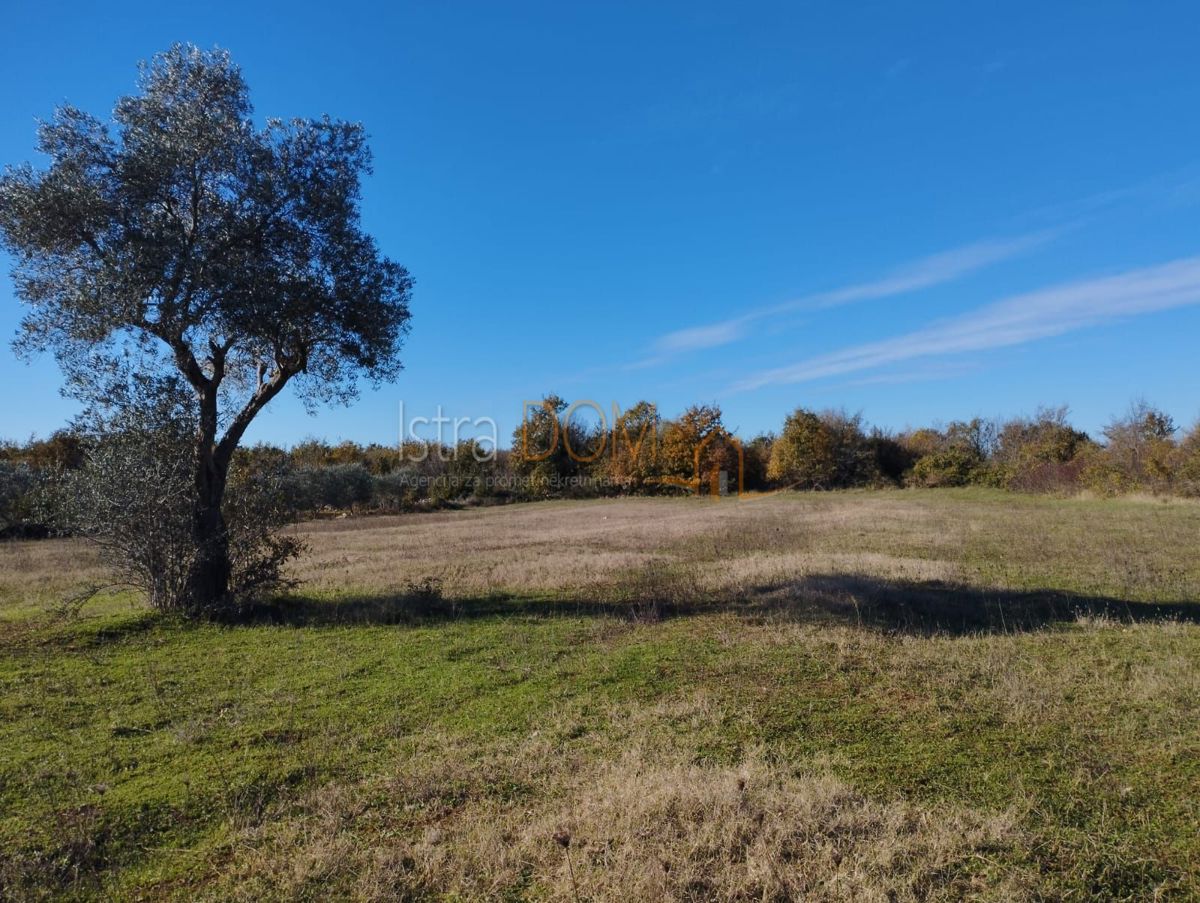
[1,489,1199,900]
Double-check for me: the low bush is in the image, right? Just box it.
[42,423,303,613]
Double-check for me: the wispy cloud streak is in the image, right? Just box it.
[731,255,1200,391]
[656,318,753,353]
[652,230,1059,355]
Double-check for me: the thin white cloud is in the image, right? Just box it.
[656,318,752,353]
[731,255,1200,392]
[841,361,983,388]
[651,229,1059,356]
[1020,164,1200,226]
[800,231,1059,310]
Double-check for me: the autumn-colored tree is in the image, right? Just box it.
[1173,422,1200,497]
[992,406,1091,491]
[607,401,662,493]
[510,394,587,498]
[906,418,995,488]
[767,408,837,489]
[0,430,84,470]
[660,404,740,494]
[901,428,943,459]
[1083,401,1178,494]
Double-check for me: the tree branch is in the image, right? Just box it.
[214,366,294,469]
[207,337,229,386]
[169,340,211,393]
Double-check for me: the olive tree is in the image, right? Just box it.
[0,45,413,614]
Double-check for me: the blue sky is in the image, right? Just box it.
[3,1,1200,447]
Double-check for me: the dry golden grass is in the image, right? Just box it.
[215,694,1030,903]
[0,538,105,619]
[10,489,1196,612]
[288,489,1200,606]
[406,760,1022,902]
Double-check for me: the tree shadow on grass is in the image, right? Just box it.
[740,574,1200,636]
[236,589,642,628]
[3,605,162,651]
[241,574,1200,638]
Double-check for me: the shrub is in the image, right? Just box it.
[1173,424,1200,497]
[904,418,995,488]
[607,401,664,494]
[0,462,40,537]
[821,410,879,487]
[768,409,836,488]
[742,434,774,492]
[43,422,302,614]
[659,405,741,495]
[288,463,374,511]
[371,469,422,510]
[1082,401,1178,495]
[447,440,489,499]
[865,431,916,486]
[510,395,586,499]
[993,407,1092,492]
[908,446,982,488]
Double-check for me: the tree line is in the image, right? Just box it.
[4,397,1198,538]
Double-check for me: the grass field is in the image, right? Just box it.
[2,489,1199,900]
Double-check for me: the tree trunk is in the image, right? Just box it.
[186,454,231,613]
